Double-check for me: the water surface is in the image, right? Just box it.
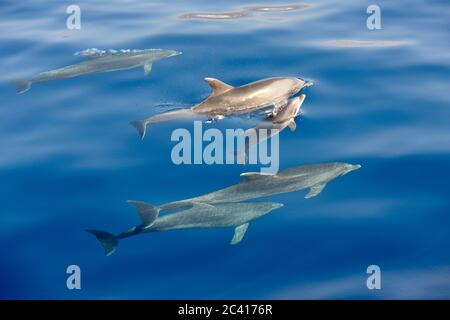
[0,0,449,299]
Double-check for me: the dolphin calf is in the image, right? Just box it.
[11,48,182,94]
[241,94,305,157]
[130,76,312,139]
[88,201,283,256]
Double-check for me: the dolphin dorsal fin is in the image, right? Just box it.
[127,200,160,226]
[204,77,233,96]
[240,172,274,182]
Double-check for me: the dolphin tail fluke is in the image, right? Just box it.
[127,200,160,226]
[10,78,31,94]
[130,120,148,140]
[87,230,118,256]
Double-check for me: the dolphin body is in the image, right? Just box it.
[162,162,360,210]
[88,201,283,256]
[11,48,182,94]
[241,94,306,157]
[130,77,312,139]
[131,162,361,214]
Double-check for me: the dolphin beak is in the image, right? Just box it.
[273,203,284,210]
[350,164,362,172]
[173,51,183,56]
[304,80,314,87]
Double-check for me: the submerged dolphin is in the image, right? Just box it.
[241,94,305,157]
[11,48,182,94]
[130,76,312,139]
[88,201,283,256]
[140,162,360,212]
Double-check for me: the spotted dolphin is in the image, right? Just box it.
[130,77,312,139]
[11,48,182,94]
[165,162,361,208]
[88,201,283,256]
[128,162,361,215]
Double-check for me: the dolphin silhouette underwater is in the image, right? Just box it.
[130,162,361,213]
[88,201,283,256]
[240,94,306,158]
[130,76,313,139]
[10,48,182,94]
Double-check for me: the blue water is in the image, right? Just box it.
[1,0,449,299]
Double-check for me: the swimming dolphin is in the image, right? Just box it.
[127,162,361,215]
[130,77,312,139]
[88,201,283,256]
[156,162,361,212]
[10,48,182,94]
[241,94,305,157]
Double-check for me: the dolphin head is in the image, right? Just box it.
[252,202,284,219]
[166,49,183,58]
[293,77,314,92]
[270,202,284,210]
[145,49,182,60]
[272,94,305,123]
[338,163,362,177]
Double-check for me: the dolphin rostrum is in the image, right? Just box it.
[241,94,306,157]
[130,77,312,139]
[11,48,182,94]
[88,201,283,256]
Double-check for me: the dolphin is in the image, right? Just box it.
[130,76,313,139]
[240,94,306,158]
[88,201,283,256]
[148,162,361,212]
[10,48,182,94]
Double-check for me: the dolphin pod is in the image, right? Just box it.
[88,202,283,256]
[10,48,182,94]
[130,76,313,139]
[88,162,361,255]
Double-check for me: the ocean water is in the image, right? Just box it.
[0,0,449,299]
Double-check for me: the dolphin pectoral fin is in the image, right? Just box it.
[240,172,274,182]
[288,119,297,132]
[87,230,118,256]
[204,77,233,96]
[305,183,326,199]
[144,62,153,75]
[230,223,249,245]
[127,200,160,226]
